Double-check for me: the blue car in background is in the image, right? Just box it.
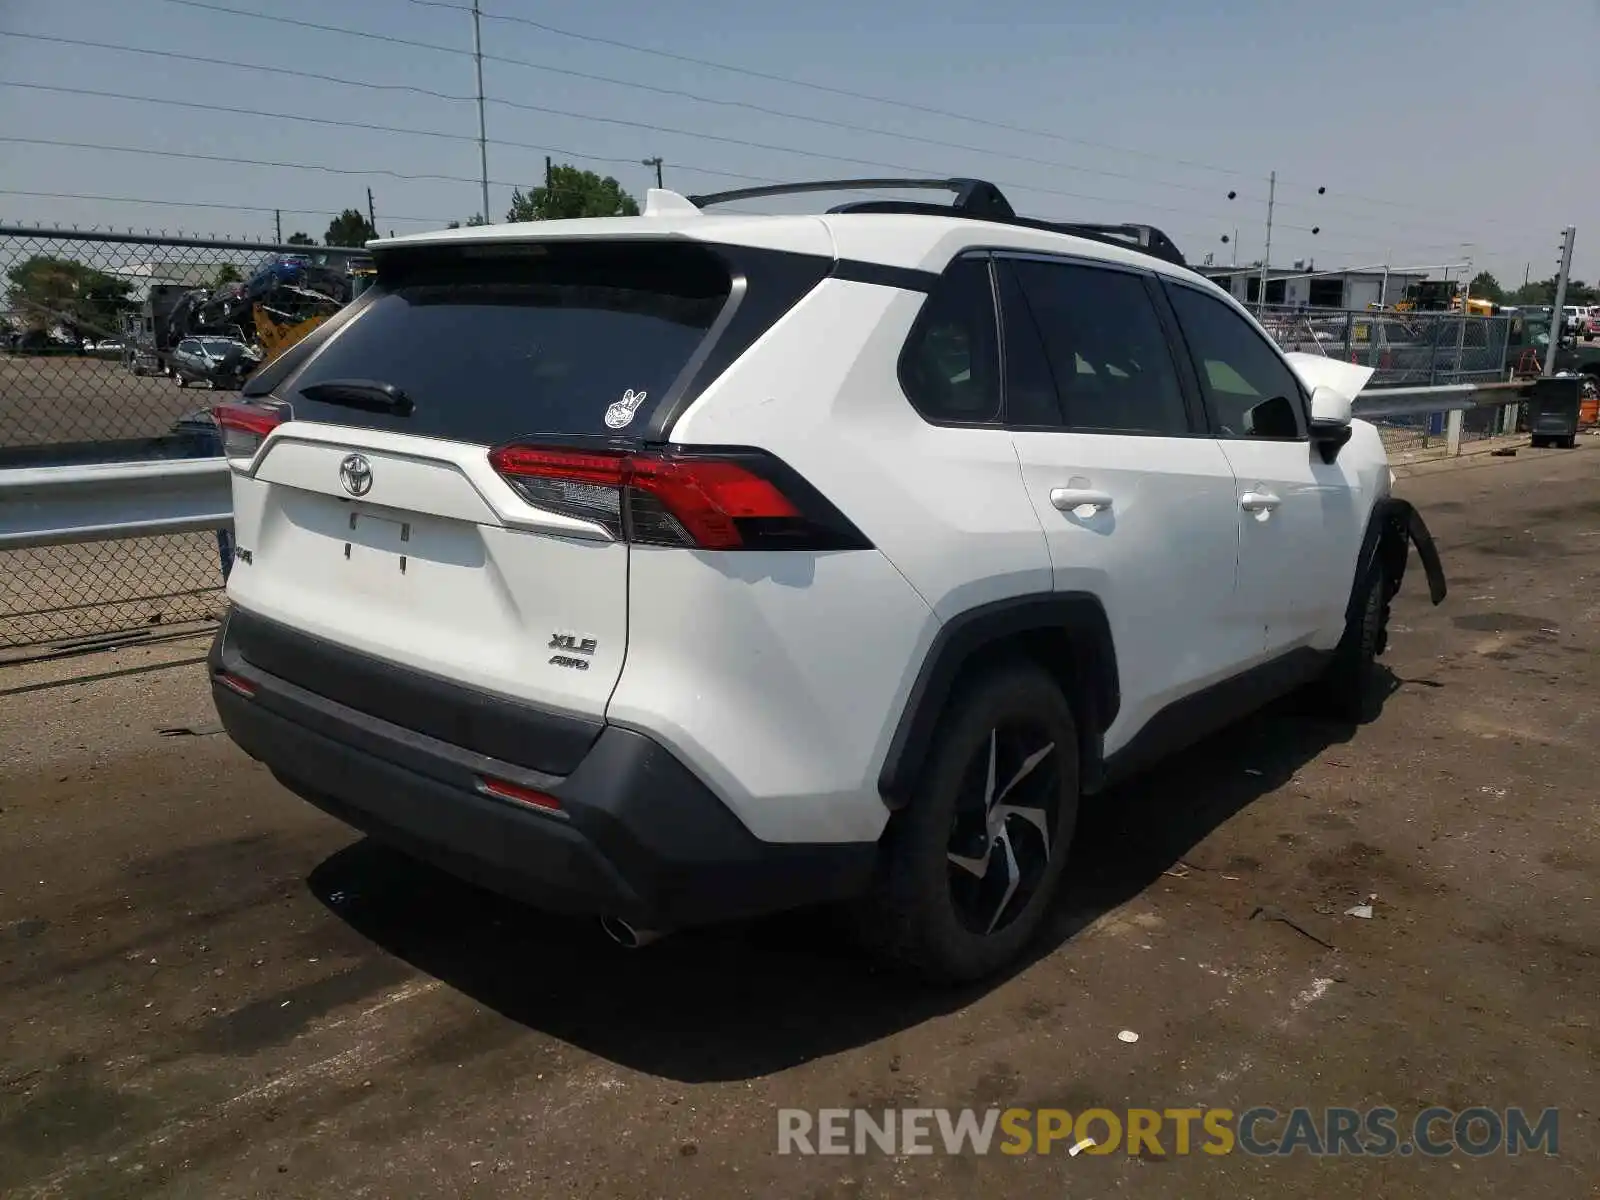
[247,253,312,291]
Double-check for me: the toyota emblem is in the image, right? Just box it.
[339,453,373,497]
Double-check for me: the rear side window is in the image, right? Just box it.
[282,241,731,442]
[996,263,1064,426]
[898,256,1000,424]
[1004,258,1189,435]
[1167,284,1307,440]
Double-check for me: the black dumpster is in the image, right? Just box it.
[1526,375,1582,449]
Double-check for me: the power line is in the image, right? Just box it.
[133,0,1485,239]
[467,4,1510,226]
[0,81,477,145]
[158,0,469,57]
[0,134,815,200]
[0,30,478,102]
[0,95,1313,241]
[469,4,1257,182]
[142,0,1263,206]
[475,94,1292,230]
[0,188,452,223]
[2,135,490,185]
[21,17,1518,252]
[0,85,1265,230]
[473,54,1249,204]
[0,37,780,191]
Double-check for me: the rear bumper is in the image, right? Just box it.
[209,610,875,928]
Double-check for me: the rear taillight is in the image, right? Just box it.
[488,445,871,552]
[212,401,287,459]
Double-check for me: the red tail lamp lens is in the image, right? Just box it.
[489,445,842,551]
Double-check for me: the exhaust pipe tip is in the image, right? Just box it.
[600,915,667,949]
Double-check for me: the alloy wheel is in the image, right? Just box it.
[945,721,1060,936]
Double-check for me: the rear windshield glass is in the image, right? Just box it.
[283,240,730,443]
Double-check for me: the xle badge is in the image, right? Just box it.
[604,388,647,430]
[549,632,597,671]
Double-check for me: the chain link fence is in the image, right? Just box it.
[1257,305,1514,456]
[1,227,366,649]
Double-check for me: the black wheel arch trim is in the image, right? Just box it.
[877,592,1120,809]
[1349,496,1447,621]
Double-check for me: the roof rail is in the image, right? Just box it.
[685,177,1188,268]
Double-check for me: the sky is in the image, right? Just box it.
[0,0,1595,288]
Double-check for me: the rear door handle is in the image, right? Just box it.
[1240,490,1281,513]
[1050,487,1114,514]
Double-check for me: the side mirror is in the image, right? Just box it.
[1308,385,1353,462]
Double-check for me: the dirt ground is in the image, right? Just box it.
[0,355,204,447]
[0,535,225,652]
[1,445,1596,1199]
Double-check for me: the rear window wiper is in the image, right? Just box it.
[297,379,414,416]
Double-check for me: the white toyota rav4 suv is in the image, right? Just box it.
[209,178,1446,982]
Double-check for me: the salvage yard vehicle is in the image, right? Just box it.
[206,177,1447,982]
[170,336,259,390]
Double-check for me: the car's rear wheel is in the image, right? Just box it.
[865,661,1078,983]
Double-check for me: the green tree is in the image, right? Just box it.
[506,165,639,221]
[5,255,135,343]
[213,263,243,289]
[1467,270,1504,304]
[286,231,315,246]
[324,209,377,247]
[1510,278,1558,305]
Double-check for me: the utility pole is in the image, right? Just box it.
[471,0,490,224]
[1256,170,1276,315]
[366,188,376,234]
[274,209,282,243]
[1452,254,1472,379]
[642,156,664,189]
[1543,225,1577,377]
[545,155,553,191]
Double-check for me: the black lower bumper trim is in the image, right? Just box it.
[210,614,876,927]
[225,606,603,776]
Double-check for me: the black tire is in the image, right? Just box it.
[1531,435,1548,448]
[863,660,1079,983]
[1561,435,1578,449]
[1315,565,1386,722]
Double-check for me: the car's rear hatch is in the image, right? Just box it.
[221,237,763,772]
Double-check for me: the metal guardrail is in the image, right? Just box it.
[0,381,1534,556]
[1352,379,1525,420]
[0,457,231,551]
